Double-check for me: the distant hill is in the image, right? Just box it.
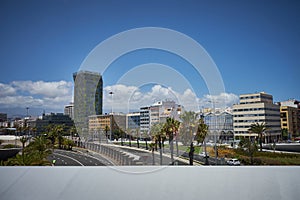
[0,107,63,118]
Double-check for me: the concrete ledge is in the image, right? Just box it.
[0,166,299,200]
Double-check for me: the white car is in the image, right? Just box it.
[227,158,240,166]
[199,152,209,158]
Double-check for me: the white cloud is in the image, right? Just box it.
[198,93,239,108]
[1,80,239,115]
[12,80,72,98]
[0,81,73,112]
[103,84,238,113]
[0,83,16,97]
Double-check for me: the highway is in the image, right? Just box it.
[48,149,112,166]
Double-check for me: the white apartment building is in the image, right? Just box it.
[233,92,281,142]
[64,103,74,120]
[140,100,183,133]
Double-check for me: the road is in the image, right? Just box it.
[263,143,300,153]
[48,149,111,166]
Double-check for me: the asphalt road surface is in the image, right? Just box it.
[48,149,108,166]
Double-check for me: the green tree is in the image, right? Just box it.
[104,125,110,143]
[135,128,140,148]
[26,136,52,160]
[150,123,165,165]
[54,125,65,149]
[63,139,75,150]
[149,142,156,165]
[281,128,288,141]
[195,118,209,164]
[69,126,77,140]
[239,137,258,165]
[164,118,180,164]
[195,118,209,144]
[5,136,52,166]
[179,111,198,145]
[19,136,29,162]
[248,122,267,152]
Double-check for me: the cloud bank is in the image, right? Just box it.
[0,81,238,116]
[103,84,239,113]
[0,81,73,112]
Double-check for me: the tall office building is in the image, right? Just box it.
[233,92,281,143]
[73,70,103,140]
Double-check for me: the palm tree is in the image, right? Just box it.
[195,118,209,165]
[164,118,181,164]
[104,125,110,143]
[27,136,52,160]
[69,126,77,140]
[20,136,29,162]
[54,125,65,149]
[135,128,140,148]
[248,122,267,152]
[195,118,209,144]
[126,128,133,147]
[180,111,198,145]
[281,128,288,141]
[239,137,258,165]
[149,142,156,165]
[150,123,165,165]
[141,131,149,150]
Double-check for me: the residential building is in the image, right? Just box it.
[73,70,103,140]
[233,92,281,142]
[279,99,300,138]
[140,106,150,133]
[140,100,183,133]
[64,103,74,120]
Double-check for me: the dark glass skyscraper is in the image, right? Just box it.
[73,70,103,140]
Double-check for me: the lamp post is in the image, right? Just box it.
[109,91,114,142]
[208,99,218,165]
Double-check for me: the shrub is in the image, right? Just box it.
[3,144,17,149]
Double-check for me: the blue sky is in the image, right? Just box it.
[0,0,299,116]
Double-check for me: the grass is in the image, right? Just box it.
[217,146,300,165]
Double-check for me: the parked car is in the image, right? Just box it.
[227,158,240,166]
[199,152,209,158]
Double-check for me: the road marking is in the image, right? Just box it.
[53,152,84,166]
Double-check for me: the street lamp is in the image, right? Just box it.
[208,99,218,165]
[109,91,114,142]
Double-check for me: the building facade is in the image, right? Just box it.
[88,113,126,141]
[279,99,300,138]
[140,100,183,133]
[140,106,150,133]
[73,71,103,140]
[126,112,140,130]
[204,111,234,143]
[233,92,281,142]
[34,113,74,135]
[64,103,74,120]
